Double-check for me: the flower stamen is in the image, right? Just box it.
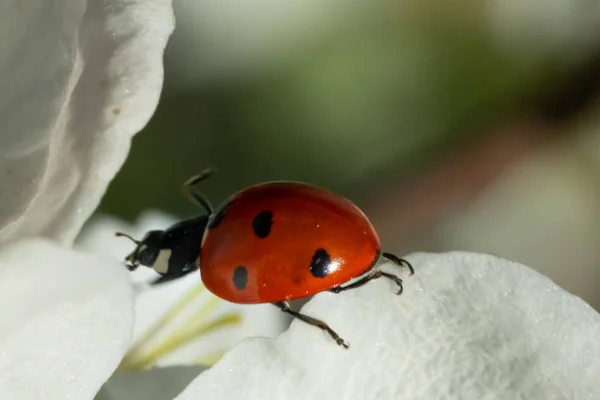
[119,282,242,371]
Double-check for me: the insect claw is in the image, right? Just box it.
[401,259,414,276]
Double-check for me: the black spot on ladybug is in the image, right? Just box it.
[309,248,331,278]
[208,202,228,230]
[233,266,248,290]
[252,210,273,239]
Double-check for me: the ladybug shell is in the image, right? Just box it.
[199,182,381,304]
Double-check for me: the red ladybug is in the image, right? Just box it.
[117,168,413,348]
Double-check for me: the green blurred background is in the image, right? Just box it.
[97,0,600,309]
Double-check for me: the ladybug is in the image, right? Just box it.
[117,167,413,348]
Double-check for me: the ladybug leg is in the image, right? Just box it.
[182,167,218,214]
[330,269,405,295]
[382,252,414,276]
[273,301,350,349]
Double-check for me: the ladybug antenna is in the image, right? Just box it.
[115,232,141,245]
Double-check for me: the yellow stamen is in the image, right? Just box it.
[119,283,206,370]
[125,312,242,371]
[166,295,223,340]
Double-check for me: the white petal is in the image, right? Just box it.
[0,238,134,399]
[176,252,600,400]
[0,0,174,244]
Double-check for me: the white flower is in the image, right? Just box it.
[3,2,599,399]
[176,252,600,400]
[76,211,288,370]
[0,0,174,398]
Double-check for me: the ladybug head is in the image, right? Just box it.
[116,230,168,274]
[116,215,207,284]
